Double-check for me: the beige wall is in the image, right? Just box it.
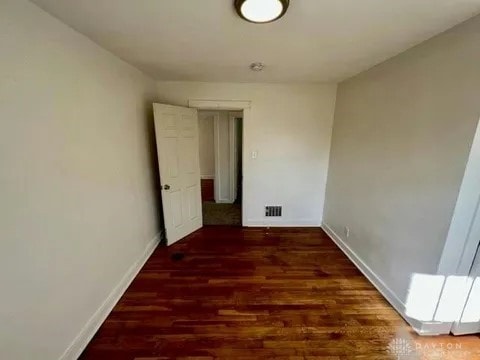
[157,81,337,226]
[324,15,480,303]
[0,1,160,359]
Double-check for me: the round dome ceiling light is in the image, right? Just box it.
[235,0,290,24]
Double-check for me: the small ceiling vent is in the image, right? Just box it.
[265,206,282,217]
[250,62,265,71]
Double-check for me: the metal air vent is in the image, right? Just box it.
[265,206,282,217]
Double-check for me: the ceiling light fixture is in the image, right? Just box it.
[235,0,289,24]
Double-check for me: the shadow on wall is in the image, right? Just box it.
[144,100,165,235]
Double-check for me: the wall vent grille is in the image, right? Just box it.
[265,206,282,217]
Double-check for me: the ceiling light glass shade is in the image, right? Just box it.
[235,0,289,24]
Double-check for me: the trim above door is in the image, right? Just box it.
[189,100,251,110]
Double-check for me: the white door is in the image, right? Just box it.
[452,245,480,335]
[153,104,202,245]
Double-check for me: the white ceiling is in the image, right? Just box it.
[31,0,480,83]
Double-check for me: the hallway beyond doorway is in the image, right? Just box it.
[198,110,243,226]
[202,201,241,226]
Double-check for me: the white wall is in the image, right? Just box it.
[197,112,215,178]
[157,82,337,226]
[0,1,160,359]
[324,14,480,306]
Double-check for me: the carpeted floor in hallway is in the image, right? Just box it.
[202,201,241,226]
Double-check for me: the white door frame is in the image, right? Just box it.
[436,118,480,335]
[438,118,480,276]
[229,112,242,204]
[452,244,480,335]
[189,100,251,226]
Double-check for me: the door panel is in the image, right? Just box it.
[170,190,183,228]
[187,184,199,220]
[166,138,180,177]
[154,104,202,245]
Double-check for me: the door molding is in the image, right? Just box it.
[212,112,226,203]
[437,118,480,335]
[438,118,480,277]
[228,114,237,204]
[189,99,251,110]
[229,112,242,204]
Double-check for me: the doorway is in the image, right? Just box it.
[198,110,243,226]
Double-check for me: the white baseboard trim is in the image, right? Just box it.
[452,321,480,336]
[245,219,321,227]
[200,175,215,180]
[216,199,234,204]
[59,233,161,360]
[321,223,450,336]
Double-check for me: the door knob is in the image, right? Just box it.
[162,184,170,190]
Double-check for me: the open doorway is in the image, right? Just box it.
[198,110,243,226]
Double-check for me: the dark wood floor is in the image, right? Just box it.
[81,227,480,359]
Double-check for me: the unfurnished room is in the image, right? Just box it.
[1,0,480,359]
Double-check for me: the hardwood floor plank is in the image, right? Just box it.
[80,227,480,359]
